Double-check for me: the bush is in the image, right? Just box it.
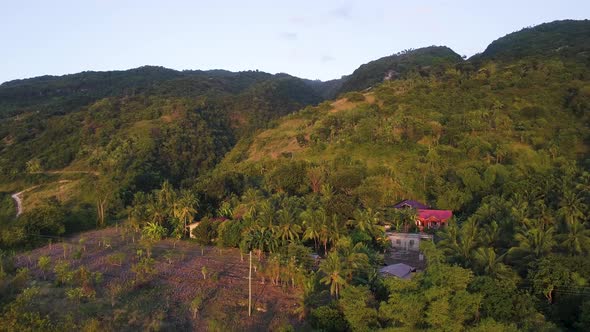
[310,305,348,332]
[344,92,366,102]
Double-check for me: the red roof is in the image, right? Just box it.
[417,209,453,222]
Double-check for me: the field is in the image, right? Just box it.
[12,227,302,331]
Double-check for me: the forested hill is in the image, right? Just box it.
[214,38,590,215]
[0,67,322,175]
[0,66,312,119]
[335,46,463,96]
[474,19,590,61]
[310,20,590,100]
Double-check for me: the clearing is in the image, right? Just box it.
[13,226,302,331]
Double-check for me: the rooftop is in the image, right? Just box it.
[392,200,431,209]
[380,263,416,279]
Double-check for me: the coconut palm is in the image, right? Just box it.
[335,237,370,282]
[438,218,479,266]
[328,214,344,251]
[301,208,322,251]
[319,251,347,299]
[350,208,384,240]
[509,225,556,263]
[276,207,302,244]
[241,188,263,218]
[480,221,500,247]
[390,207,418,232]
[473,247,509,278]
[172,189,198,236]
[157,180,176,207]
[313,209,332,255]
[557,220,590,255]
[146,199,167,226]
[257,201,276,228]
[558,190,587,226]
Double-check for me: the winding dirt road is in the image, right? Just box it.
[11,191,25,216]
[10,180,73,217]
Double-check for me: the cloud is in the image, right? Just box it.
[329,5,352,19]
[321,55,335,63]
[279,32,298,41]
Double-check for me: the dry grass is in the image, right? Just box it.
[248,118,309,161]
[329,92,377,114]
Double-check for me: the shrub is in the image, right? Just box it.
[310,305,348,332]
[344,92,366,102]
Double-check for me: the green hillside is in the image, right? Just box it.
[0,67,322,247]
[336,46,464,96]
[474,19,590,61]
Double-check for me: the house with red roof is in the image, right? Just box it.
[392,200,453,231]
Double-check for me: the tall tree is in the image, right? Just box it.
[557,221,590,255]
[172,189,198,237]
[319,251,346,299]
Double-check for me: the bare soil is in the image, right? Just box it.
[15,226,302,331]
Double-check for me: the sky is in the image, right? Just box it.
[1,0,589,83]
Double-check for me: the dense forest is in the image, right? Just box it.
[0,19,589,331]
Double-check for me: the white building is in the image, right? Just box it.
[387,232,433,251]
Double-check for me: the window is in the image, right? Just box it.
[409,240,415,247]
[396,239,401,245]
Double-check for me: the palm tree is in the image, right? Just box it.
[245,226,266,260]
[277,221,302,245]
[438,218,478,266]
[157,180,176,207]
[557,221,590,255]
[473,247,509,278]
[241,188,263,218]
[277,208,302,244]
[295,272,318,320]
[509,224,556,262]
[392,208,417,232]
[257,201,276,228]
[319,251,346,299]
[172,189,198,237]
[301,209,322,251]
[328,214,344,251]
[350,208,383,240]
[147,199,166,226]
[558,190,587,227]
[335,237,370,281]
[312,209,332,255]
[480,221,500,247]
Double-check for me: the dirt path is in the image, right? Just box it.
[31,170,100,176]
[11,191,25,216]
[11,180,72,217]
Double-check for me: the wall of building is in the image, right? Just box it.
[387,233,421,251]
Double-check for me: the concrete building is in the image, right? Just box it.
[387,232,433,251]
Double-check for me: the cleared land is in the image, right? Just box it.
[14,227,302,331]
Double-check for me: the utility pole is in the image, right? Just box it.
[249,250,252,317]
